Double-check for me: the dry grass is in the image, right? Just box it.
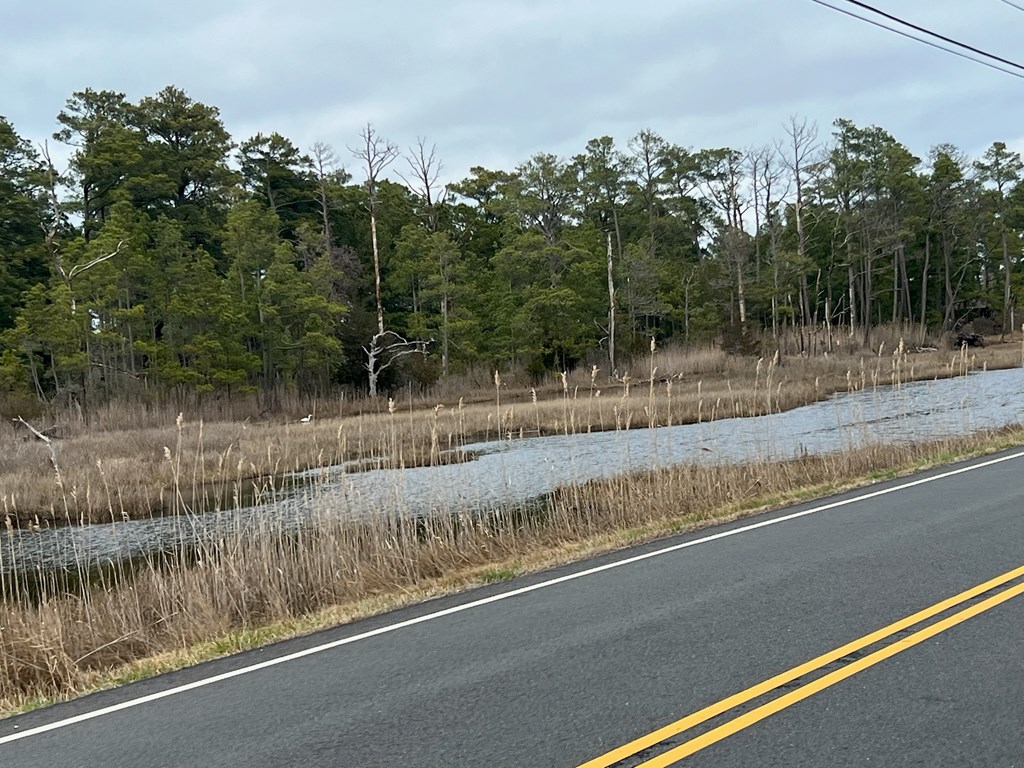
[2,336,1018,526]
[1,330,1021,711]
[2,423,1022,714]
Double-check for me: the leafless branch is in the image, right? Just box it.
[13,416,61,477]
[348,123,399,207]
[37,142,126,313]
[311,142,342,247]
[399,138,448,229]
[38,141,66,280]
[91,360,142,380]
[363,330,432,376]
[68,240,126,280]
[777,115,820,175]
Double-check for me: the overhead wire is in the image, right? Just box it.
[998,0,1024,13]
[809,0,1024,80]
[832,0,1024,73]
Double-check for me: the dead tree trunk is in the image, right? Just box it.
[350,124,400,397]
[606,230,616,372]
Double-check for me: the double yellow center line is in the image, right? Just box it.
[579,563,1024,767]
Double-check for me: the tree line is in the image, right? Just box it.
[1,86,1022,409]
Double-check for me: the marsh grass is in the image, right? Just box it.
[1,334,1023,712]
[2,337,1018,526]
[2,424,1022,713]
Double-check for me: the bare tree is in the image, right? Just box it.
[605,229,616,372]
[350,124,429,397]
[40,142,124,314]
[398,138,458,377]
[350,125,397,337]
[778,116,819,329]
[310,141,341,250]
[749,144,790,339]
[400,137,447,232]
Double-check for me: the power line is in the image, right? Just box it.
[834,0,1024,73]
[999,0,1024,13]
[810,0,1024,80]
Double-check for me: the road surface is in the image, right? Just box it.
[2,447,1023,766]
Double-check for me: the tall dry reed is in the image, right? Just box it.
[2,392,1022,712]
[1,332,1022,710]
[2,339,1019,526]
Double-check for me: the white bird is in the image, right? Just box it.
[299,414,313,423]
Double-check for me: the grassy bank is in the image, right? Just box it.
[2,337,1017,527]
[2,424,1023,715]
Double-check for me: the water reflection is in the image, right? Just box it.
[4,368,1023,571]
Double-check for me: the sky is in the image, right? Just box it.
[2,0,1024,182]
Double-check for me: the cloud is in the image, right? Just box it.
[3,0,1024,184]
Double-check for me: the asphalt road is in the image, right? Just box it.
[2,448,1023,767]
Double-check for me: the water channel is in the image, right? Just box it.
[4,367,1024,572]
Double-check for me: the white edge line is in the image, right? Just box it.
[3,448,1023,746]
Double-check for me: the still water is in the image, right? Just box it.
[5,368,1024,570]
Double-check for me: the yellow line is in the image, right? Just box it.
[578,563,1024,768]
[637,579,1024,767]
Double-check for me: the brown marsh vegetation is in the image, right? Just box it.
[2,333,1019,527]
[1,331,1023,713]
[2,425,1022,714]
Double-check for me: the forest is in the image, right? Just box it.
[2,85,1022,413]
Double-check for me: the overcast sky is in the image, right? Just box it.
[3,0,1024,181]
